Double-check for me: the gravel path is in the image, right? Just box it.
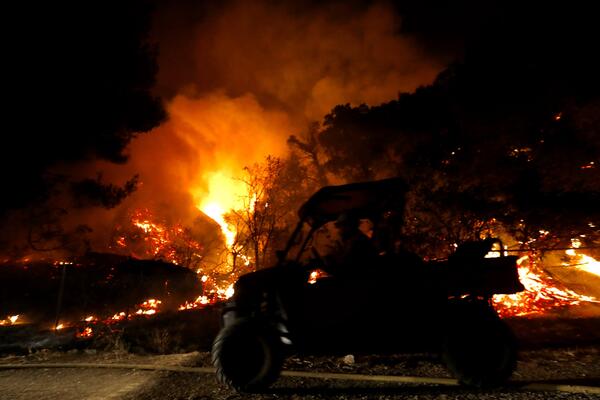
[0,352,196,400]
[127,348,600,400]
[0,368,154,400]
[1,347,599,400]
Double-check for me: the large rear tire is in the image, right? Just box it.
[442,307,517,388]
[212,319,283,392]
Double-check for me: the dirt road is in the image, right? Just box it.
[1,348,599,400]
[0,368,154,400]
[0,353,196,400]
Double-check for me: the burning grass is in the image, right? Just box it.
[111,208,205,268]
[493,251,600,318]
[0,253,203,329]
[0,315,20,326]
[2,204,599,347]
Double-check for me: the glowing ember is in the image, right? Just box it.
[0,315,20,326]
[239,254,252,266]
[198,295,210,305]
[177,284,235,310]
[179,295,210,310]
[493,255,599,317]
[53,261,73,266]
[76,327,93,338]
[135,298,162,315]
[581,161,595,169]
[55,323,64,330]
[112,208,204,267]
[107,298,165,321]
[307,269,329,284]
[112,312,127,321]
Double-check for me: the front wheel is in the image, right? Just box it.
[212,319,284,392]
[442,308,517,388]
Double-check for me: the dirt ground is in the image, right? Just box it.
[1,315,600,399]
[0,346,599,400]
[0,353,197,400]
[128,347,600,400]
[0,368,154,400]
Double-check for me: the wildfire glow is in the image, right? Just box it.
[565,239,600,277]
[131,211,170,256]
[113,208,203,266]
[201,202,236,247]
[493,255,599,317]
[197,171,247,248]
[581,161,595,169]
[108,298,164,322]
[308,269,329,284]
[178,283,235,310]
[224,284,235,299]
[76,327,93,338]
[135,298,162,316]
[109,206,244,316]
[573,254,600,276]
[0,315,20,326]
[112,312,127,321]
[195,170,255,275]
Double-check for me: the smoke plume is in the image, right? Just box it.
[85,0,444,249]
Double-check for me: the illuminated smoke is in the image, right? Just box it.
[81,0,442,250]
[155,1,442,121]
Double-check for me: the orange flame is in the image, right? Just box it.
[308,269,329,284]
[76,327,93,338]
[196,171,247,248]
[113,208,204,267]
[565,239,600,277]
[178,283,234,310]
[135,298,162,316]
[0,315,20,326]
[493,255,599,317]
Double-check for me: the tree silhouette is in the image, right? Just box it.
[2,1,166,254]
[3,1,165,216]
[291,4,600,257]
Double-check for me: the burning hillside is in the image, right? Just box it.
[3,199,600,337]
[1,0,599,351]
